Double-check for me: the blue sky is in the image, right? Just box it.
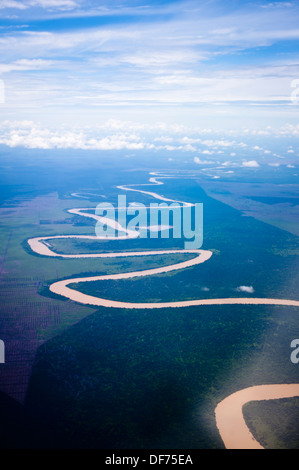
[0,0,298,151]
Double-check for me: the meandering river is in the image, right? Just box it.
[27,174,299,449]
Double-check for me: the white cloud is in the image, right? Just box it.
[194,156,215,164]
[0,58,53,73]
[201,139,236,148]
[0,0,298,128]
[242,160,260,167]
[0,0,27,9]
[121,51,201,69]
[276,124,299,136]
[260,2,293,8]
[236,286,255,293]
[0,122,147,150]
[28,0,78,9]
[0,0,78,10]
[0,119,298,155]
[0,0,78,9]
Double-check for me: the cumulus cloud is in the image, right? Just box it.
[236,285,255,293]
[0,121,147,150]
[201,139,236,148]
[194,156,215,164]
[0,120,297,156]
[242,160,260,167]
[276,124,299,136]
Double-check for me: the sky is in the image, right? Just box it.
[0,0,298,152]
